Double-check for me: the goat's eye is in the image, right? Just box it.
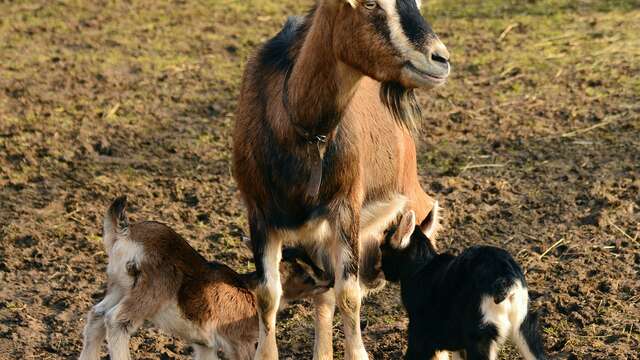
[363,1,377,10]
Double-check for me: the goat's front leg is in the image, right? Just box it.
[249,212,282,360]
[312,288,335,360]
[331,198,368,360]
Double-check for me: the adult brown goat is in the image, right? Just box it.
[233,1,450,359]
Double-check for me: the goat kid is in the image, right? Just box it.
[79,196,330,360]
[380,208,547,360]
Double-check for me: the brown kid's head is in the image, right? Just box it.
[280,248,332,305]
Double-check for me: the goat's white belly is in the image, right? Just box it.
[151,302,216,347]
[272,194,407,258]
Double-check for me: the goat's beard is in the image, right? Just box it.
[380,82,422,131]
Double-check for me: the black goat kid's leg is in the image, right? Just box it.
[405,326,435,360]
[466,338,498,360]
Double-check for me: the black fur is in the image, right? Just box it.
[491,276,515,304]
[397,0,433,49]
[521,311,547,359]
[257,15,306,72]
[248,210,269,280]
[370,8,392,42]
[381,225,547,359]
[380,82,422,130]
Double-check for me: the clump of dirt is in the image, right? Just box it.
[0,0,638,359]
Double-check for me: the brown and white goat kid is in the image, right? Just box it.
[79,197,330,360]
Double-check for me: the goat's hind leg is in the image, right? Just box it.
[104,297,146,360]
[79,290,123,360]
[465,339,499,360]
[404,327,435,360]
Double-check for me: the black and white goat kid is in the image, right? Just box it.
[380,208,547,360]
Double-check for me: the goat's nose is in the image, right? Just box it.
[428,40,450,66]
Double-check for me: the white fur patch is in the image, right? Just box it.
[254,237,283,358]
[432,351,450,360]
[275,217,332,248]
[378,0,413,56]
[509,284,536,360]
[422,200,442,240]
[334,276,368,359]
[276,194,407,269]
[390,210,415,250]
[312,290,336,359]
[480,280,529,356]
[106,238,144,289]
[360,195,408,241]
[152,302,214,347]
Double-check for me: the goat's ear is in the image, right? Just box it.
[344,0,358,8]
[419,201,440,240]
[391,210,416,249]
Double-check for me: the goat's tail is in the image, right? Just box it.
[512,309,548,360]
[490,276,517,304]
[103,196,129,253]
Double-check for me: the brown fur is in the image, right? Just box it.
[234,5,438,231]
[79,198,329,360]
[233,1,447,357]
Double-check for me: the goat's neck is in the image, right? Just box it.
[286,4,361,136]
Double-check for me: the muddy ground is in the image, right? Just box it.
[0,0,639,359]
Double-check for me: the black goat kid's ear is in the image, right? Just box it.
[391,210,416,249]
